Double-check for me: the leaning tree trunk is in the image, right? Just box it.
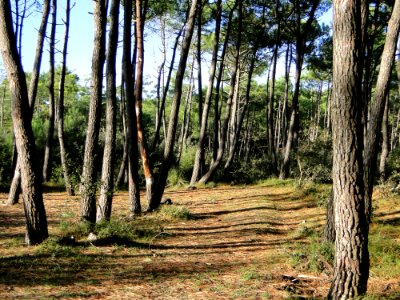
[151,26,184,153]
[134,0,155,208]
[224,50,255,170]
[57,0,74,196]
[148,0,199,211]
[42,0,56,183]
[328,0,369,297]
[97,0,120,222]
[280,0,319,179]
[80,0,108,223]
[7,0,50,205]
[0,0,48,245]
[199,0,242,185]
[190,0,222,186]
[363,0,400,223]
[123,0,141,215]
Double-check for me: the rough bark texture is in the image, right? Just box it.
[97,0,120,222]
[0,0,48,245]
[328,0,369,297]
[123,0,141,215]
[57,0,74,196]
[148,0,199,211]
[80,0,107,223]
[7,0,50,205]
[363,0,400,222]
[135,0,155,208]
[42,0,56,182]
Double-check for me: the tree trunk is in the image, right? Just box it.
[224,52,255,170]
[363,0,400,222]
[0,0,48,245]
[134,0,155,208]
[57,0,74,196]
[280,0,319,179]
[328,0,369,296]
[123,0,141,215]
[148,0,199,211]
[97,0,120,222]
[323,189,335,243]
[199,0,242,185]
[190,0,222,186]
[116,75,128,188]
[80,0,108,223]
[196,0,203,132]
[177,61,194,163]
[151,26,184,153]
[379,95,389,181]
[268,0,280,175]
[212,3,238,164]
[42,0,56,183]
[7,0,50,205]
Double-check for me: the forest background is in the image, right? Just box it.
[0,0,400,298]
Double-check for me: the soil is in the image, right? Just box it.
[0,183,399,299]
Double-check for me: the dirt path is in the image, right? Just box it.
[0,183,399,299]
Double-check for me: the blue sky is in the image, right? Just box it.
[14,2,332,89]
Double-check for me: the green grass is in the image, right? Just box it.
[157,205,194,220]
[369,226,400,278]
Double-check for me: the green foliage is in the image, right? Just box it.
[216,156,272,185]
[35,239,79,257]
[0,133,12,191]
[295,136,333,183]
[386,147,400,191]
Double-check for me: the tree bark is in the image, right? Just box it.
[379,95,389,181]
[123,0,141,215]
[0,0,48,245]
[323,189,335,243]
[116,77,128,189]
[280,0,319,179]
[190,0,222,186]
[198,0,242,184]
[363,0,400,222]
[80,0,108,223]
[328,0,369,296]
[224,51,255,170]
[7,0,50,205]
[148,0,199,211]
[134,0,155,208]
[42,0,56,183]
[268,0,281,175]
[97,0,120,222]
[151,26,184,153]
[57,0,74,196]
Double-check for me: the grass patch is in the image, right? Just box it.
[290,236,334,273]
[369,226,400,278]
[157,205,194,220]
[257,178,295,187]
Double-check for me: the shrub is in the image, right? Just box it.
[0,133,12,191]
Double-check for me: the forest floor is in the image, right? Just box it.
[0,179,399,299]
